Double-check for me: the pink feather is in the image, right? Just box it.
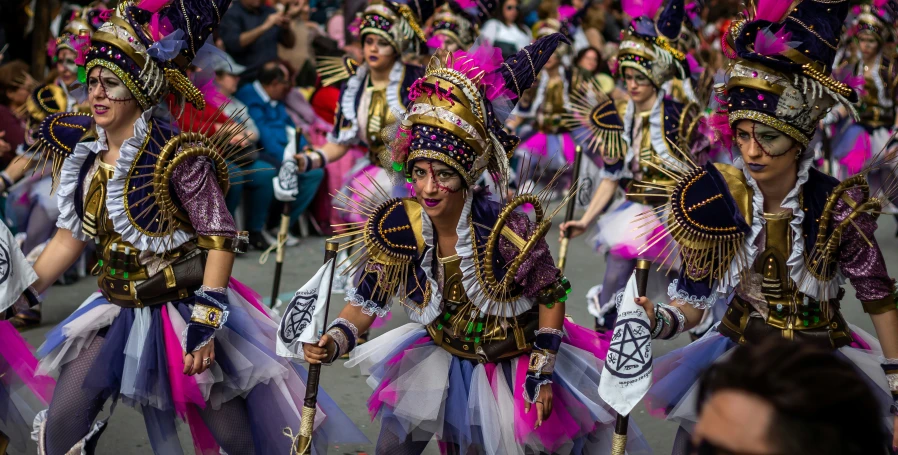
[46,38,57,58]
[622,0,663,19]
[137,0,171,13]
[839,132,871,175]
[451,45,517,101]
[706,113,733,150]
[148,13,175,41]
[754,0,792,23]
[427,34,447,49]
[833,66,867,96]
[196,77,227,110]
[686,53,704,74]
[874,0,888,9]
[454,0,478,10]
[754,26,797,56]
[72,35,91,66]
[558,5,576,21]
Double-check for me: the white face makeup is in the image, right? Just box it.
[363,34,396,69]
[411,160,463,194]
[734,122,794,157]
[87,67,134,101]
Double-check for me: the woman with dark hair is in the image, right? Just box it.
[575,47,601,75]
[293,34,651,454]
[480,0,532,57]
[693,338,889,455]
[19,1,363,453]
[628,0,898,452]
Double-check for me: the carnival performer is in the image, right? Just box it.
[297,34,651,455]
[628,0,898,451]
[559,0,702,332]
[302,0,441,200]
[830,0,898,233]
[2,27,96,328]
[426,0,496,53]
[18,1,364,453]
[0,222,53,454]
[511,17,578,196]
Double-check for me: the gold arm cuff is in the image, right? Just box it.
[190,304,224,328]
[197,235,232,251]
[861,296,897,314]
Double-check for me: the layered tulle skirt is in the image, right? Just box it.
[0,321,54,453]
[347,322,651,455]
[645,324,895,433]
[590,199,675,265]
[36,279,365,454]
[517,132,577,169]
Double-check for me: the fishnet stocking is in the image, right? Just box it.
[45,337,110,455]
[195,397,256,455]
[375,417,430,455]
[670,425,692,455]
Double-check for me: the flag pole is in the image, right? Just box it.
[611,259,652,455]
[293,240,339,454]
[557,145,584,274]
[270,129,308,308]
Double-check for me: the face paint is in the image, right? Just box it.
[749,123,792,157]
[88,67,134,102]
[411,161,463,194]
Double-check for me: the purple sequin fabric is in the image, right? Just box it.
[834,187,893,303]
[497,210,560,297]
[171,155,236,238]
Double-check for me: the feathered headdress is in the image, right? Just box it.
[717,0,859,147]
[360,0,445,54]
[385,33,570,190]
[82,0,230,110]
[617,0,691,89]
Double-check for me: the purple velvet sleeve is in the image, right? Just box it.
[836,189,894,303]
[498,211,560,297]
[171,155,237,238]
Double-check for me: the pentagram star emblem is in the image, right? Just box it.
[606,318,652,379]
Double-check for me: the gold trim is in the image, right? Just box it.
[401,198,426,254]
[726,76,786,96]
[728,110,809,146]
[163,265,177,289]
[407,149,473,184]
[196,235,230,251]
[499,226,527,250]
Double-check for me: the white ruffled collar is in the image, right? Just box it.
[724,152,841,300]
[58,107,194,253]
[622,92,679,169]
[407,193,533,324]
[334,60,407,145]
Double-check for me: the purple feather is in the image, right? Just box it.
[147,29,185,61]
[754,26,799,56]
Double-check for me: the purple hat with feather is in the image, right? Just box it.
[721,0,859,147]
[84,0,230,110]
[387,33,570,186]
[617,0,690,88]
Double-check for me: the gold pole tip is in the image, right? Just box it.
[636,259,652,270]
[325,240,339,252]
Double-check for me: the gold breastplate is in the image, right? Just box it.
[537,79,569,134]
[627,113,676,205]
[720,210,851,348]
[426,255,537,363]
[364,84,395,160]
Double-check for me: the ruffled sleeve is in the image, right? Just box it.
[346,263,393,318]
[498,210,560,297]
[835,188,897,313]
[54,142,95,241]
[170,155,236,238]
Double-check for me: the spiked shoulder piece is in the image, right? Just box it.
[317,56,361,88]
[564,76,627,164]
[28,112,95,191]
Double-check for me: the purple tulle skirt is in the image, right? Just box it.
[0,321,54,453]
[645,325,895,433]
[347,321,651,455]
[36,279,366,454]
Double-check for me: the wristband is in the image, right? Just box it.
[527,349,557,376]
[324,318,359,362]
[185,286,230,353]
[523,373,553,404]
[0,171,12,192]
[882,358,898,400]
[312,149,328,168]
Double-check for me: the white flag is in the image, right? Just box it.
[598,272,653,416]
[276,258,335,359]
[0,222,38,313]
[272,125,300,202]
